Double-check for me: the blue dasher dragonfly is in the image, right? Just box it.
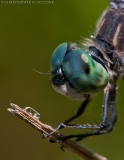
[47,0,124,141]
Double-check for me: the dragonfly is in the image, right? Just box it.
[46,0,124,141]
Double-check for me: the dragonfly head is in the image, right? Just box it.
[50,43,109,100]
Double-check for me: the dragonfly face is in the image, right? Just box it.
[51,43,109,101]
[47,0,124,141]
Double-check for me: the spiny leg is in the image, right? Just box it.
[46,99,95,139]
[63,84,117,141]
[45,83,111,141]
[94,84,117,134]
[56,84,110,129]
[76,84,117,141]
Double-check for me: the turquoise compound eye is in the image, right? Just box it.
[50,42,78,86]
[50,43,68,72]
[50,43,68,86]
[62,49,109,93]
[50,43,109,97]
[50,42,77,72]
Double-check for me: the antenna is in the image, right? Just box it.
[33,68,51,75]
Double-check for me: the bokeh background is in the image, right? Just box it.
[1,0,124,160]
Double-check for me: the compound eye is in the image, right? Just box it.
[50,43,68,72]
[50,42,78,72]
[62,49,91,81]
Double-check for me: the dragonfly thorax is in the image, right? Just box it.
[95,1,124,76]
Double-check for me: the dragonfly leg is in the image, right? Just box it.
[45,99,92,140]
[63,84,117,141]
[45,84,112,142]
[54,84,110,130]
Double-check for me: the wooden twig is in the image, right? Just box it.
[7,103,107,160]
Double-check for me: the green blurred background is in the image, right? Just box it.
[1,0,124,159]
